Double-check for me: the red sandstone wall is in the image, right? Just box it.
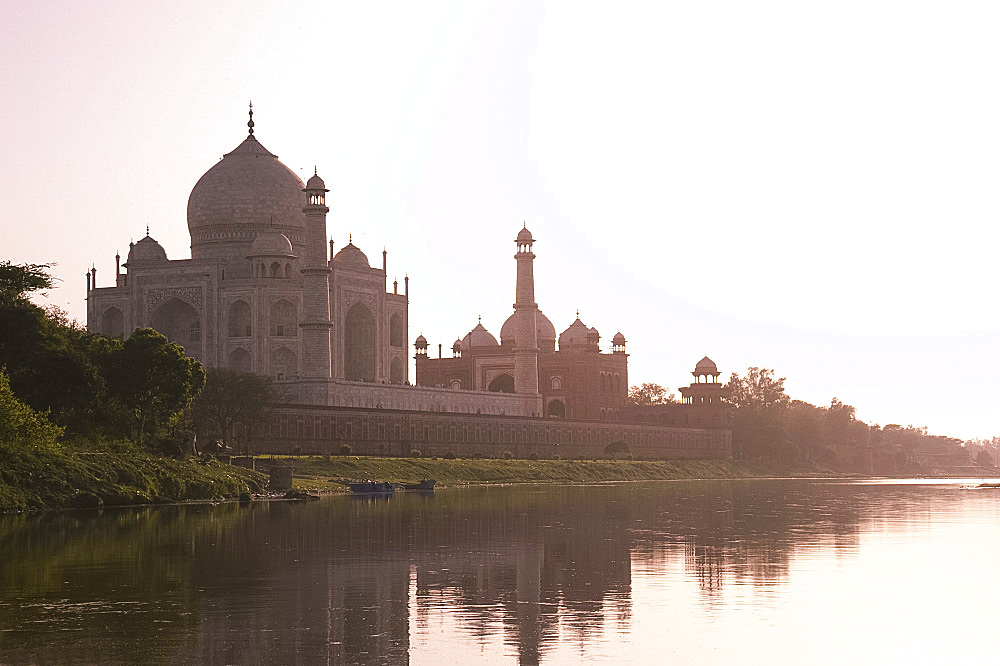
[257,404,731,460]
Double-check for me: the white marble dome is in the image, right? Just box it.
[187,135,306,260]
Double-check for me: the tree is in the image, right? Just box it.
[625,382,676,406]
[724,367,794,460]
[104,329,205,446]
[0,370,64,452]
[975,450,994,467]
[0,261,53,305]
[191,368,284,455]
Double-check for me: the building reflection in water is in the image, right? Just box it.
[0,480,950,664]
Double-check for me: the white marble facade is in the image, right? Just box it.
[86,122,410,388]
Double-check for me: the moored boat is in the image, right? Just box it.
[401,479,436,491]
[347,481,397,494]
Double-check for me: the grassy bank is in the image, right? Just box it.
[258,455,832,491]
[0,443,268,513]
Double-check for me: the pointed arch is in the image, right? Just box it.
[150,297,200,358]
[345,303,376,381]
[390,357,404,383]
[270,347,297,379]
[101,306,124,338]
[488,373,514,393]
[228,300,252,337]
[228,347,251,372]
[270,299,297,337]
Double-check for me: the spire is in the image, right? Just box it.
[314,165,317,176]
[146,224,149,236]
[349,233,352,244]
[247,101,255,136]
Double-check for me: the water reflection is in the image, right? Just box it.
[1,479,998,664]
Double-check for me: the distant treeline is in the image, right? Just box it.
[722,367,995,473]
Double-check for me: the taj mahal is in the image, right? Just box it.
[86,107,731,458]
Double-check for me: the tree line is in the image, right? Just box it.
[627,367,994,472]
[0,262,281,456]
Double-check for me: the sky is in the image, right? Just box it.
[2,0,997,440]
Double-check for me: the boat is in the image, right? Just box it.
[401,479,436,491]
[347,481,397,494]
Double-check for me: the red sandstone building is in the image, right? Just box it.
[414,226,629,421]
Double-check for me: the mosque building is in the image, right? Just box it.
[414,227,630,421]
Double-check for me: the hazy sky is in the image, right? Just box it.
[2,1,997,439]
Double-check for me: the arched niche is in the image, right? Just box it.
[390,357,404,383]
[389,313,404,347]
[269,261,281,278]
[550,376,562,391]
[488,373,514,393]
[269,299,297,337]
[344,303,375,381]
[228,347,252,372]
[547,399,565,418]
[150,297,200,358]
[101,306,124,338]
[270,347,297,379]
[228,300,251,337]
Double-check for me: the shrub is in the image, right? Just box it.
[502,451,513,460]
[444,450,456,459]
[604,440,631,459]
[338,444,352,456]
[473,451,483,459]
[409,449,421,458]
[291,445,303,456]
[527,452,539,460]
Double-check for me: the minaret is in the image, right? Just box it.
[513,225,541,400]
[299,169,333,396]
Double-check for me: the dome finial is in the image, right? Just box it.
[576,309,580,319]
[314,165,317,176]
[146,224,149,236]
[478,314,482,324]
[349,233,352,244]
[248,101,255,136]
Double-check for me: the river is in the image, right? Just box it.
[1,478,998,664]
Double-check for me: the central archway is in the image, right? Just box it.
[345,303,376,381]
[546,399,565,418]
[150,297,200,359]
[488,373,514,393]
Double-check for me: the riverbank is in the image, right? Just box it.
[0,444,267,513]
[257,455,837,491]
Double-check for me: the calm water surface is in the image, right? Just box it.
[2,479,999,664]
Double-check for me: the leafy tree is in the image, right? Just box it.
[191,368,284,455]
[0,261,53,305]
[0,370,64,452]
[0,265,119,433]
[724,367,794,460]
[104,329,205,446]
[976,450,994,467]
[625,382,675,405]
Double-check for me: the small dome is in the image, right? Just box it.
[333,242,370,269]
[516,226,534,243]
[500,309,557,347]
[612,331,626,345]
[588,326,600,341]
[414,334,428,348]
[247,231,295,257]
[125,235,167,266]
[695,356,718,374]
[305,172,327,190]
[461,323,499,350]
[452,338,462,350]
[559,317,597,348]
